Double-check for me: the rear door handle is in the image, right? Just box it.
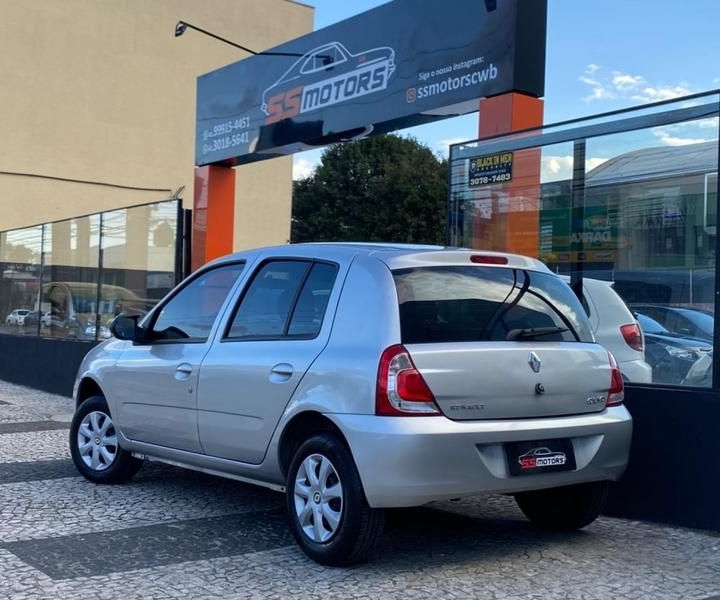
[270,363,293,383]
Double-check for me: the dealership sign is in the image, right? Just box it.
[468,152,514,186]
[195,0,547,166]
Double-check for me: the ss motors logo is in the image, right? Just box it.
[261,41,396,125]
[518,447,567,470]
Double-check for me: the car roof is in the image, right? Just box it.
[207,243,553,273]
[633,304,711,316]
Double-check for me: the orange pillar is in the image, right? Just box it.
[192,165,236,271]
[474,92,544,257]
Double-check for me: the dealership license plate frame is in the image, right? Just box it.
[506,438,577,476]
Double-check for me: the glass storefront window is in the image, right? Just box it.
[39,216,101,340]
[101,201,178,329]
[449,92,720,389]
[449,142,576,260]
[0,199,180,341]
[0,226,42,337]
[578,121,717,386]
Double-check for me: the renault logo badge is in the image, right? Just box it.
[528,352,542,373]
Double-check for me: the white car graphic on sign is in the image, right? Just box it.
[261,41,396,122]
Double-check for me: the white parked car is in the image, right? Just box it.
[563,277,652,384]
[5,309,30,326]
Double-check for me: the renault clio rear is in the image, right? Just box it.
[70,243,632,566]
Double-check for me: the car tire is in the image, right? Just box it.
[286,433,385,566]
[514,481,610,531]
[69,395,142,484]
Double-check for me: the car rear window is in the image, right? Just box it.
[393,266,594,344]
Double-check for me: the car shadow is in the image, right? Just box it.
[131,462,590,570]
[371,500,588,569]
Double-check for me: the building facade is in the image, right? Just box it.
[0,0,311,244]
[0,0,312,391]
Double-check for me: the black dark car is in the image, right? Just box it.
[630,304,714,342]
[635,312,713,384]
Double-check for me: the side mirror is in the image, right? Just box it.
[110,314,140,341]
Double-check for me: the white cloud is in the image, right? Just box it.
[611,72,645,91]
[579,66,616,102]
[436,138,469,156]
[583,82,614,102]
[586,157,609,171]
[631,85,693,103]
[578,65,698,106]
[650,117,718,146]
[653,130,711,146]
[543,155,572,178]
[540,155,608,182]
[292,157,317,180]
[696,116,720,129]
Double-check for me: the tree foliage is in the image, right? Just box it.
[291,134,448,244]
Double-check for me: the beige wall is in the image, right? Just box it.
[234,161,294,250]
[0,0,312,249]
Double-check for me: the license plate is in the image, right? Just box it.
[506,439,576,476]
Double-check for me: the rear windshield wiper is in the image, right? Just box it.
[506,326,568,341]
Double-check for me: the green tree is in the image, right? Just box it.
[291,134,448,244]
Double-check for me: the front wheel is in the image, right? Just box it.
[514,481,610,531]
[286,433,385,566]
[69,395,142,484]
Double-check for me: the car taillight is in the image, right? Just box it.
[606,352,625,407]
[620,323,643,352]
[376,344,440,416]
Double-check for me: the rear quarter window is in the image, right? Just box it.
[393,266,594,344]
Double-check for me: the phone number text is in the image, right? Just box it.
[469,172,512,186]
[201,132,250,154]
[201,117,251,141]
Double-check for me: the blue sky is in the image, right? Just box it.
[292,0,720,179]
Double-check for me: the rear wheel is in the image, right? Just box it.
[286,433,385,566]
[514,481,610,531]
[69,395,142,484]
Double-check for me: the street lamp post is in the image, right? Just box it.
[174,21,307,58]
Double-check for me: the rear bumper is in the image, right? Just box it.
[618,358,653,384]
[332,406,632,508]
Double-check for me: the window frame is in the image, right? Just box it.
[222,258,339,343]
[137,260,246,345]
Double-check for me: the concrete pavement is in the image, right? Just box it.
[0,379,719,599]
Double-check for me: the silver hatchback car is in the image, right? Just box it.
[70,243,632,565]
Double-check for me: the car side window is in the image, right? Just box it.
[150,263,244,342]
[226,260,338,340]
[287,262,338,337]
[664,311,679,332]
[226,260,311,339]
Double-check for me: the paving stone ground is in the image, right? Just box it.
[0,379,719,599]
